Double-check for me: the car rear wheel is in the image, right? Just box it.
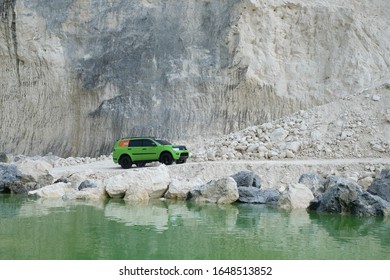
[120,155,132,169]
[160,152,173,165]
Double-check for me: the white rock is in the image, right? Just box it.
[371,144,385,152]
[285,141,301,153]
[372,95,381,101]
[286,150,295,158]
[16,159,54,187]
[64,186,107,200]
[165,178,204,200]
[358,176,374,189]
[310,129,322,142]
[28,182,74,198]
[105,165,170,199]
[269,127,289,143]
[207,151,216,161]
[261,123,274,131]
[124,185,150,202]
[278,183,314,210]
[188,177,239,204]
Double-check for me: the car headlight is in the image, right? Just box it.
[173,147,180,151]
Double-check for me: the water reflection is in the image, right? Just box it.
[308,212,390,249]
[1,194,389,259]
[0,194,25,218]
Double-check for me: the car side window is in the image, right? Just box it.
[129,139,143,147]
[143,139,156,147]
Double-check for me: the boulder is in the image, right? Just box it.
[63,186,108,200]
[298,172,326,197]
[231,170,261,188]
[237,187,280,204]
[269,128,289,142]
[13,159,54,193]
[28,182,74,198]
[105,165,170,200]
[0,163,22,193]
[285,141,301,153]
[78,180,97,190]
[164,178,204,200]
[186,177,239,204]
[278,183,314,210]
[104,174,129,198]
[367,169,390,202]
[123,185,150,203]
[309,176,390,216]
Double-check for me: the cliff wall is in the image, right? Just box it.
[1,0,389,156]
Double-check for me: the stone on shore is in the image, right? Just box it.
[64,186,108,200]
[367,169,390,202]
[298,172,326,197]
[164,178,204,200]
[14,159,54,193]
[123,185,150,203]
[28,182,74,198]
[0,163,22,193]
[278,183,314,210]
[309,176,390,216]
[237,187,280,204]
[1,160,54,194]
[231,170,261,188]
[105,165,170,200]
[186,177,239,204]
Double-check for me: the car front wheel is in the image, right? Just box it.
[160,152,173,165]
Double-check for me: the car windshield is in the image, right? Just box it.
[155,139,171,145]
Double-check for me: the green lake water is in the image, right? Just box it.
[0,194,389,260]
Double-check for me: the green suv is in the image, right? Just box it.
[113,137,190,169]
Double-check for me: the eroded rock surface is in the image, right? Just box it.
[1,0,389,157]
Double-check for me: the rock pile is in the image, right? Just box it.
[190,87,390,161]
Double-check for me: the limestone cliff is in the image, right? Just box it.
[1,0,389,157]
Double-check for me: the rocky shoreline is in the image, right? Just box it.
[1,153,389,217]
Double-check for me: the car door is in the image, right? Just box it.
[141,139,158,160]
[127,139,144,161]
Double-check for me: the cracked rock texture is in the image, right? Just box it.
[1,0,389,157]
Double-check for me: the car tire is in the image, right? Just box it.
[120,155,132,169]
[160,152,173,165]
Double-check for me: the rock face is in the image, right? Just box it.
[1,0,389,157]
[309,176,390,216]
